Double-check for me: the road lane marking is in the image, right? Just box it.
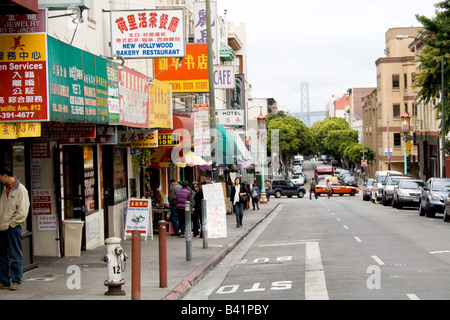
[336,218,341,222]
[259,239,322,247]
[354,236,362,243]
[371,256,385,266]
[305,242,329,300]
[430,250,450,254]
[407,293,420,300]
[343,225,349,229]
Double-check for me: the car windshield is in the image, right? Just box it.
[432,180,450,191]
[367,180,374,186]
[401,181,424,189]
[292,175,300,179]
[387,177,405,185]
[345,176,355,181]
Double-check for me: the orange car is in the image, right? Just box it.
[315,180,359,196]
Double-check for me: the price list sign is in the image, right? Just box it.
[0,10,49,122]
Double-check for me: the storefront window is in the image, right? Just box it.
[113,148,127,204]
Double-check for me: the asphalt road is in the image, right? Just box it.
[184,161,450,300]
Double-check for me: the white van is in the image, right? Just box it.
[371,170,402,202]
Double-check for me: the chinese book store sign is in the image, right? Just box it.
[0,9,49,122]
[110,9,185,59]
[154,44,208,93]
[194,1,219,65]
[118,66,149,128]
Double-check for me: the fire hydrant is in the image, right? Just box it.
[101,237,128,296]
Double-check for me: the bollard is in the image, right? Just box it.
[131,230,141,300]
[158,220,167,288]
[185,201,192,261]
[201,199,208,249]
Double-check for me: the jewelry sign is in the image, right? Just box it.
[110,9,185,59]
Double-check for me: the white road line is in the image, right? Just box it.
[259,239,323,247]
[371,255,385,266]
[305,242,329,300]
[430,250,450,254]
[407,293,420,300]
[354,236,362,243]
[336,218,341,221]
[343,225,349,229]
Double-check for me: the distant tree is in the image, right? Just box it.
[268,116,316,170]
[310,117,350,154]
[343,143,375,164]
[323,130,359,159]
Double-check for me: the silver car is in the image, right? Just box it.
[381,175,410,205]
[392,179,424,209]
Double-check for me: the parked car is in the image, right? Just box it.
[372,170,402,203]
[343,175,357,187]
[293,165,303,174]
[315,180,359,196]
[392,179,425,209]
[362,179,374,201]
[292,172,306,186]
[381,175,411,206]
[268,179,306,198]
[419,178,450,217]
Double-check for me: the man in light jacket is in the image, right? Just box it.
[0,166,30,291]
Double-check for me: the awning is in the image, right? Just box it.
[208,124,246,166]
[157,116,194,149]
[149,148,211,168]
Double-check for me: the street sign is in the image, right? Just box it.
[361,160,368,167]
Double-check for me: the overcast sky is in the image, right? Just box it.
[216,0,438,114]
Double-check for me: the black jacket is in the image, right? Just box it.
[230,183,247,204]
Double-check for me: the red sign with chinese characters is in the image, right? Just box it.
[0,9,48,122]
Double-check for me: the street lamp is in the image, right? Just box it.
[257,108,268,204]
[400,110,411,175]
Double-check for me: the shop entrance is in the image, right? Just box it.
[0,142,35,271]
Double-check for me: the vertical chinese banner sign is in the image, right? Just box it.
[193,104,210,158]
[0,9,49,123]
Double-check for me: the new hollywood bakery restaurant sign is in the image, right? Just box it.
[110,9,185,59]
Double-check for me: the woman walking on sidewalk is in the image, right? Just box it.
[176,181,191,237]
[230,178,247,228]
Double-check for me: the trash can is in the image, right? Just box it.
[64,220,85,257]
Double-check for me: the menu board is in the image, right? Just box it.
[201,183,227,238]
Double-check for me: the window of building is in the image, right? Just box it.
[404,74,408,89]
[392,75,400,89]
[393,104,401,117]
[113,148,127,204]
[394,133,401,146]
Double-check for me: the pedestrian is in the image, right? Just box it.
[168,179,181,236]
[251,183,260,210]
[0,166,30,291]
[230,177,247,228]
[326,179,332,199]
[175,180,191,237]
[309,178,318,200]
[264,180,272,202]
[191,182,204,237]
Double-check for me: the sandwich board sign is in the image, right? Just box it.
[124,199,152,240]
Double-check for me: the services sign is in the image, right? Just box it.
[0,9,49,122]
[110,9,185,59]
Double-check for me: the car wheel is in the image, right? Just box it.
[275,190,282,198]
[298,190,305,198]
[350,190,356,197]
[426,204,436,218]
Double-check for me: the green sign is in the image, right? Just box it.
[106,60,120,125]
[48,36,85,123]
[95,56,109,124]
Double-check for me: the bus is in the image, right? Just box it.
[315,165,334,182]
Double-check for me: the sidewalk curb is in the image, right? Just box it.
[161,203,280,300]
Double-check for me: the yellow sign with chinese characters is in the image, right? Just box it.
[0,34,46,62]
[0,122,41,139]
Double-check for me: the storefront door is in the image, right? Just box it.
[62,146,86,250]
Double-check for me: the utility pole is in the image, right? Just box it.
[206,0,218,181]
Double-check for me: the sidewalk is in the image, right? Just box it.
[0,202,278,300]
